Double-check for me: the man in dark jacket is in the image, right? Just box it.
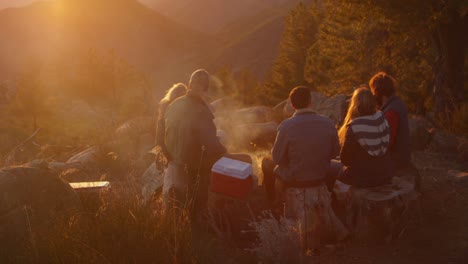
[369,72,420,190]
[369,72,411,169]
[164,69,226,214]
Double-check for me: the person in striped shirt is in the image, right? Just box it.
[337,88,394,187]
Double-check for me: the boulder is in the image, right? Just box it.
[141,163,164,201]
[66,146,109,170]
[0,163,81,260]
[114,117,154,142]
[36,145,77,161]
[211,97,239,116]
[233,106,275,125]
[232,122,278,149]
[60,167,102,183]
[283,92,347,124]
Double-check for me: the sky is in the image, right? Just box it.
[0,0,41,9]
[0,0,159,9]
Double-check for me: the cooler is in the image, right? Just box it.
[211,157,253,200]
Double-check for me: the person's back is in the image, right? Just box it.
[340,112,393,187]
[165,93,224,170]
[163,69,225,215]
[154,83,187,162]
[380,95,411,169]
[338,88,393,188]
[263,86,348,254]
[273,112,338,183]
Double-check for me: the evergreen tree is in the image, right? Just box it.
[304,0,434,112]
[262,2,321,104]
[12,63,49,131]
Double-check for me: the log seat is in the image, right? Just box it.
[333,177,421,242]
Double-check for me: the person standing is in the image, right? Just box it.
[163,69,226,215]
[154,83,187,166]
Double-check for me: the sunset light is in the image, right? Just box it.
[0,0,466,263]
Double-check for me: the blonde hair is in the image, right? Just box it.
[161,83,187,103]
[338,88,377,144]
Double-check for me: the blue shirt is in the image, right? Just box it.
[272,109,339,182]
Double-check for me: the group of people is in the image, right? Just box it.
[262,72,413,253]
[154,69,414,254]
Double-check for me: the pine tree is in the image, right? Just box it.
[262,2,321,104]
[12,63,49,131]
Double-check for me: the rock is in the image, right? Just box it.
[0,164,81,260]
[60,167,102,183]
[114,117,154,141]
[283,92,347,124]
[233,106,275,124]
[232,122,278,148]
[408,117,434,150]
[211,97,239,116]
[66,146,109,170]
[36,145,77,161]
[141,163,164,201]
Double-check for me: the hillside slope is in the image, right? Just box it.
[0,0,206,86]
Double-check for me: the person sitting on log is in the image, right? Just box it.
[337,87,394,187]
[154,83,187,167]
[369,72,420,189]
[262,86,348,254]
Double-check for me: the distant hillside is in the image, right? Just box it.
[139,0,300,34]
[203,0,314,78]
[0,0,317,87]
[0,0,207,88]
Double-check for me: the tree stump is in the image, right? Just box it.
[334,177,421,242]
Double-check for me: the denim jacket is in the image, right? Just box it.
[272,109,339,182]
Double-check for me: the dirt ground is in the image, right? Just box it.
[312,151,468,264]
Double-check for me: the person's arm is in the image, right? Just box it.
[340,127,357,166]
[272,124,288,167]
[155,118,171,160]
[198,114,226,160]
[385,110,399,147]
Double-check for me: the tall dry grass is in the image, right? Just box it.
[9,178,253,264]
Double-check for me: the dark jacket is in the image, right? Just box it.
[340,111,393,187]
[381,95,411,169]
[272,109,339,182]
[164,92,226,171]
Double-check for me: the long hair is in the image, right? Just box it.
[158,83,187,119]
[161,83,187,104]
[338,88,377,144]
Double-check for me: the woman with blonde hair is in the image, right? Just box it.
[155,83,187,161]
[338,87,393,187]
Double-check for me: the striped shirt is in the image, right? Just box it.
[348,111,390,157]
